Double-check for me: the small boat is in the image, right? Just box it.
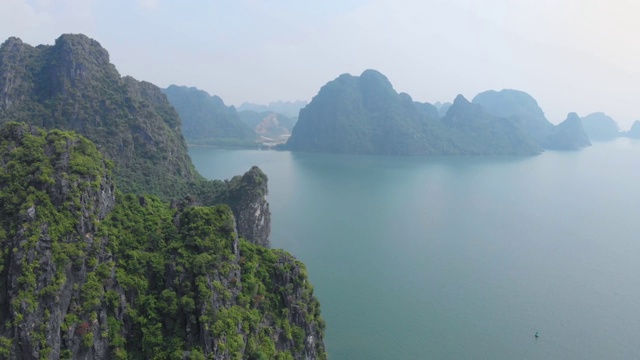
[535,331,539,338]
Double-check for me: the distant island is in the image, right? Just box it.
[472,89,590,150]
[238,100,307,118]
[162,85,258,147]
[580,112,621,142]
[238,110,297,145]
[283,70,594,156]
[163,86,298,147]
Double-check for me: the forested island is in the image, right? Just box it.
[283,70,592,155]
[0,34,326,359]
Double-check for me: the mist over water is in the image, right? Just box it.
[190,139,640,359]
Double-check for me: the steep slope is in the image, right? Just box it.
[286,70,540,155]
[0,122,326,360]
[544,113,591,150]
[0,34,270,245]
[0,34,197,197]
[286,70,435,155]
[626,120,640,139]
[238,100,307,118]
[580,112,620,141]
[162,85,257,146]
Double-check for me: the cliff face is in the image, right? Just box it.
[0,34,269,245]
[0,123,116,359]
[0,123,325,359]
[215,167,271,248]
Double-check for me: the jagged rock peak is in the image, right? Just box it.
[565,112,581,123]
[453,94,471,106]
[215,166,271,247]
[49,33,116,83]
[1,36,25,48]
[54,33,111,63]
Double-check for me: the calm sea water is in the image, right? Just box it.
[189,139,640,360]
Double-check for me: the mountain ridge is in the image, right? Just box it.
[0,34,271,245]
[285,69,541,156]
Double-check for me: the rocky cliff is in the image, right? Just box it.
[544,112,591,150]
[0,34,269,245]
[0,34,196,197]
[0,122,325,359]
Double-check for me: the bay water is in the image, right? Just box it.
[189,138,640,359]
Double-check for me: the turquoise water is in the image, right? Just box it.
[189,139,640,359]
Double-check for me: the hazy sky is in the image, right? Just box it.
[2,0,639,128]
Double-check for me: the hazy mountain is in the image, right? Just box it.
[580,112,620,141]
[414,101,440,120]
[441,95,541,155]
[238,110,296,140]
[285,70,433,155]
[544,112,592,150]
[626,120,640,139]
[0,34,198,197]
[238,100,308,118]
[472,89,591,150]
[472,89,552,141]
[162,85,257,146]
[434,101,452,117]
[285,69,540,155]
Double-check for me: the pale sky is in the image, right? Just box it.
[2,0,639,129]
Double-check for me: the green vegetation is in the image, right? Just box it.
[162,85,257,145]
[0,123,326,358]
[0,34,198,199]
[285,69,541,155]
[0,34,273,245]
